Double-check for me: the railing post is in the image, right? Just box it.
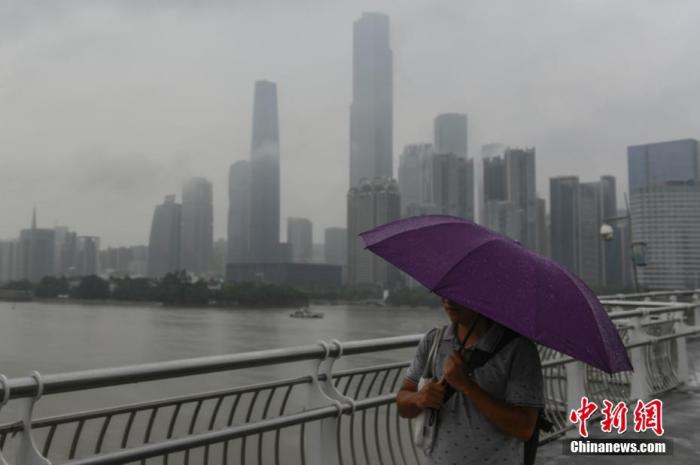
[565,361,586,437]
[692,292,700,327]
[628,314,650,401]
[304,341,343,465]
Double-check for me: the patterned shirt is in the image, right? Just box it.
[405,321,545,465]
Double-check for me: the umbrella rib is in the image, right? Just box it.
[429,238,502,294]
[360,217,496,249]
[556,266,622,373]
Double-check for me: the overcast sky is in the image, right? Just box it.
[1,0,699,247]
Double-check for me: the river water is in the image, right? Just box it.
[0,300,444,422]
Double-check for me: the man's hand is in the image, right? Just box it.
[414,380,445,410]
[442,350,472,393]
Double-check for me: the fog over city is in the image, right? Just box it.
[1,0,699,247]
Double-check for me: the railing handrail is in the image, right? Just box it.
[0,335,421,401]
[599,289,700,300]
[1,300,695,401]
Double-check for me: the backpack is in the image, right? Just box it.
[457,326,554,465]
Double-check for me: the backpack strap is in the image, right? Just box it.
[523,409,554,465]
[465,326,518,372]
[422,326,446,379]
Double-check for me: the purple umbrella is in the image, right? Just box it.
[360,214,632,374]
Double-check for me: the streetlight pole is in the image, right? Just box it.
[600,193,646,293]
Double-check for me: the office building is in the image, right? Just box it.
[349,12,393,188]
[76,236,100,276]
[347,177,401,288]
[287,217,313,264]
[181,177,214,275]
[147,195,182,278]
[249,80,281,263]
[227,160,251,264]
[398,143,434,216]
[628,139,700,289]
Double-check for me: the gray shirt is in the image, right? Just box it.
[405,321,545,465]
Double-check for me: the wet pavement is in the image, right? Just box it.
[538,338,700,465]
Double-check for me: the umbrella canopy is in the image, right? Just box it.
[360,215,632,374]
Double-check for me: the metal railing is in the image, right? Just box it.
[0,290,698,465]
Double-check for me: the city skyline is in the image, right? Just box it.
[2,2,698,247]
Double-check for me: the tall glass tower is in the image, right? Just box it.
[249,80,281,263]
[349,12,393,188]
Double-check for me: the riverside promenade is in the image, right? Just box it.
[0,290,698,464]
[538,336,700,464]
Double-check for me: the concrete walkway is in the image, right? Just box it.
[538,339,700,464]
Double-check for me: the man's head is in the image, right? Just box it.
[441,297,480,326]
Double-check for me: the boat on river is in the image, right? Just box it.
[289,306,324,319]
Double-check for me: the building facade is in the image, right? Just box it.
[398,143,434,216]
[550,176,580,274]
[349,12,393,188]
[249,80,281,263]
[287,217,313,264]
[628,139,700,289]
[227,160,252,264]
[181,177,214,275]
[347,177,401,288]
[147,195,182,278]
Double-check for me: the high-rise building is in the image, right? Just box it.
[0,240,20,283]
[433,113,473,221]
[349,12,393,188]
[287,217,313,264]
[147,195,182,278]
[181,177,214,275]
[227,160,251,264]
[249,80,281,263]
[347,177,401,287]
[398,143,434,216]
[483,201,522,241]
[18,209,55,282]
[212,238,227,275]
[578,182,604,288]
[58,231,78,276]
[483,152,507,203]
[550,176,580,274]
[432,153,460,217]
[628,139,700,289]
[324,227,347,267]
[434,113,467,158]
[505,148,538,250]
[536,197,548,257]
[76,236,100,276]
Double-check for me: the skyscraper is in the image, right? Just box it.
[505,148,538,250]
[398,143,434,216]
[482,145,508,204]
[18,209,55,282]
[550,176,580,273]
[227,160,251,264]
[76,236,100,276]
[181,177,214,275]
[249,80,281,263]
[578,182,604,288]
[628,139,700,289]
[349,12,393,188]
[434,113,467,158]
[287,217,313,264]
[0,240,20,283]
[433,113,473,221]
[347,177,401,287]
[324,228,347,266]
[147,195,182,278]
